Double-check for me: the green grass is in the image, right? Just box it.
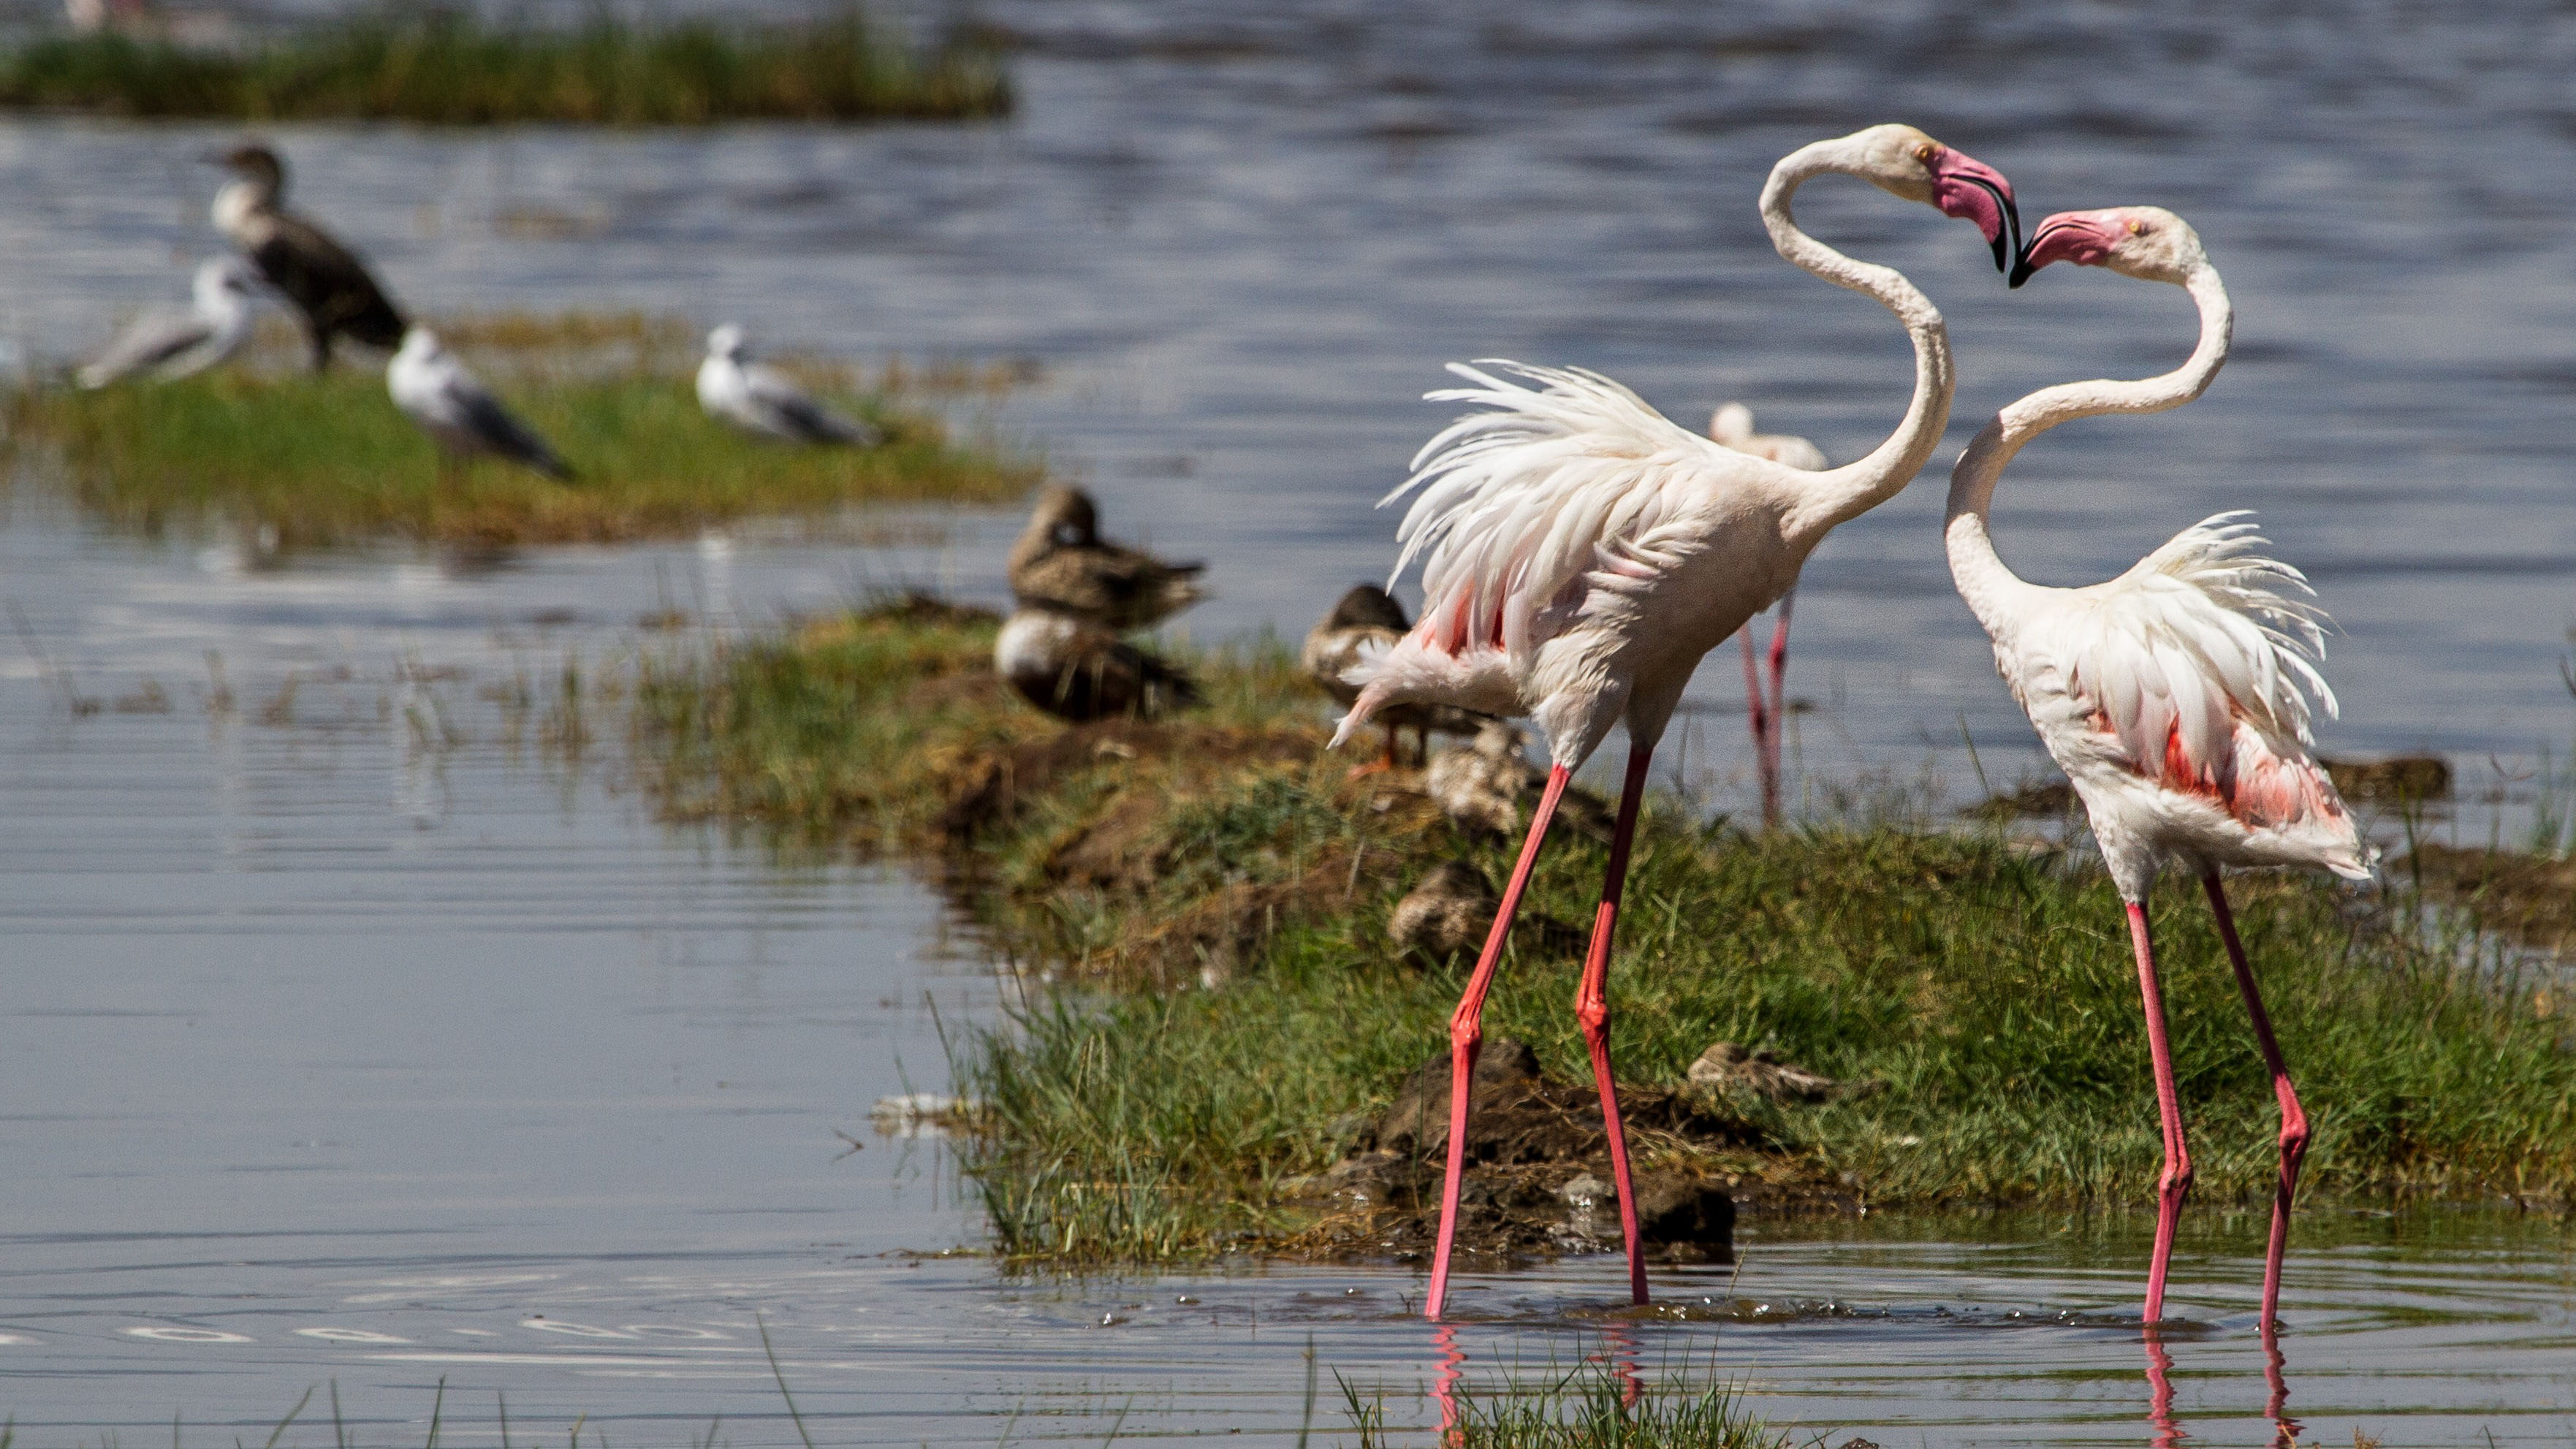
[0,6,1008,123]
[1342,1359,1790,1449]
[630,605,2576,1265]
[4,314,1041,548]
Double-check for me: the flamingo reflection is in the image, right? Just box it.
[2142,1330,2185,1449]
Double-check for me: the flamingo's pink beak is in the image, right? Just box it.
[2009,210,2125,288]
[1928,147,2021,274]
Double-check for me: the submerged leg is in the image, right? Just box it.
[1424,764,1570,1321]
[2126,900,2194,1322]
[1573,743,1654,1305]
[2204,872,2307,1331]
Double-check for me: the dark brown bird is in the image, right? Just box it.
[995,606,1200,723]
[1302,585,1485,771]
[1388,861,1582,962]
[1006,486,1205,631]
[208,142,407,371]
[1424,721,1614,843]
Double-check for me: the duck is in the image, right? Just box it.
[995,606,1200,723]
[1424,721,1613,843]
[696,324,882,446]
[1302,585,1485,769]
[1006,485,1204,631]
[208,142,406,371]
[1388,860,1581,962]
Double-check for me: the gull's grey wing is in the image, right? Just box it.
[455,379,574,481]
[745,364,879,445]
[78,312,211,388]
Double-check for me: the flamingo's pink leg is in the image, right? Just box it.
[2126,900,2193,1322]
[1573,744,1654,1305]
[2141,1329,2184,1449]
[1424,764,1570,1321]
[2203,872,2307,1331]
[1763,590,1794,816]
[1739,630,1775,827]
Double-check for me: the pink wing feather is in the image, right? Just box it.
[2021,511,2368,871]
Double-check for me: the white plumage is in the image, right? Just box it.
[1951,203,2371,1332]
[696,324,881,446]
[1346,123,2026,1325]
[77,258,259,389]
[387,329,574,482]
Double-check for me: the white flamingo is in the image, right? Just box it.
[1707,402,1829,827]
[1953,206,2376,1326]
[1335,123,2021,1319]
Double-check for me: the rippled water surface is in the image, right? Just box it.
[4,0,2575,1440]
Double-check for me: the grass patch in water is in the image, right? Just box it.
[0,7,1008,124]
[1342,1359,1791,1449]
[631,604,2576,1264]
[4,313,1041,549]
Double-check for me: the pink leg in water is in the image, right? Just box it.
[1763,589,1793,816]
[1424,764,1570,1321]
[2203,873,2308,1331]
[2140,1328,2184,1449]
[1573,745,1655,1305]
[2126,900,2194,1322]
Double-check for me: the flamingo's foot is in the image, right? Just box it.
[1345,760,1399,781]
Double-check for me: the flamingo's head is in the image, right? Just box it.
[1845,123,2021,273]
[2010,205,2205,288]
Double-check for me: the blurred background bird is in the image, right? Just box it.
[387,329,574,485]
[1302,584,1484,772]
[696,324,882,446]
[76,256,259,389]
[208,141,406,372]
[1006,485,1204,631]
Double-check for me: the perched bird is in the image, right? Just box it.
[1423,722,1613,843]
[994,607,1200,723]
[77,257,259,389]
[696,325,883,446]
[1335,123,2019,1318]
[1389,861,1580,962]
[1007,486,1205,631]
[1955,207,2374,1328]
[1302,585,1483,770]
[208,141,406,371]
[387,330,574,484]
[1709,403,1829,829]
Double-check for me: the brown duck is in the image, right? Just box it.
[1302,584,1484,769]
[995,606,1200,723]
[1006,486,1205,631]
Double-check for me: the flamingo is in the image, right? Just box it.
[1707,403,1829,828]
[1950,206,2376,1326]
[1335,123,2021,1319]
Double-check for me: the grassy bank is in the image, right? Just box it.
[632,605,2576,1264]
[4,314,1041,548]
[0,7,1008,123]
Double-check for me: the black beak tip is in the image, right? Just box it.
[1989,234,2010,273]
[2007,258,2036,289]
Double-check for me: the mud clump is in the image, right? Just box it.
[1291,1039,1752,1263]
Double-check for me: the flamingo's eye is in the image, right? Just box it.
[2129,218,2149,235]
[1913,142,1937,164]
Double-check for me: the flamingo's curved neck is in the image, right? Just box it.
[1759,144,1954,540]
[1944,263,2233,629]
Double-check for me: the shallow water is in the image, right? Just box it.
[4,0,2576,1440]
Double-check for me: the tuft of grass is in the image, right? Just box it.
[631,605,2576,1265]
[1340,1360,1789,1449]
[0,7,1009,124]
[4,316,1041,549]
